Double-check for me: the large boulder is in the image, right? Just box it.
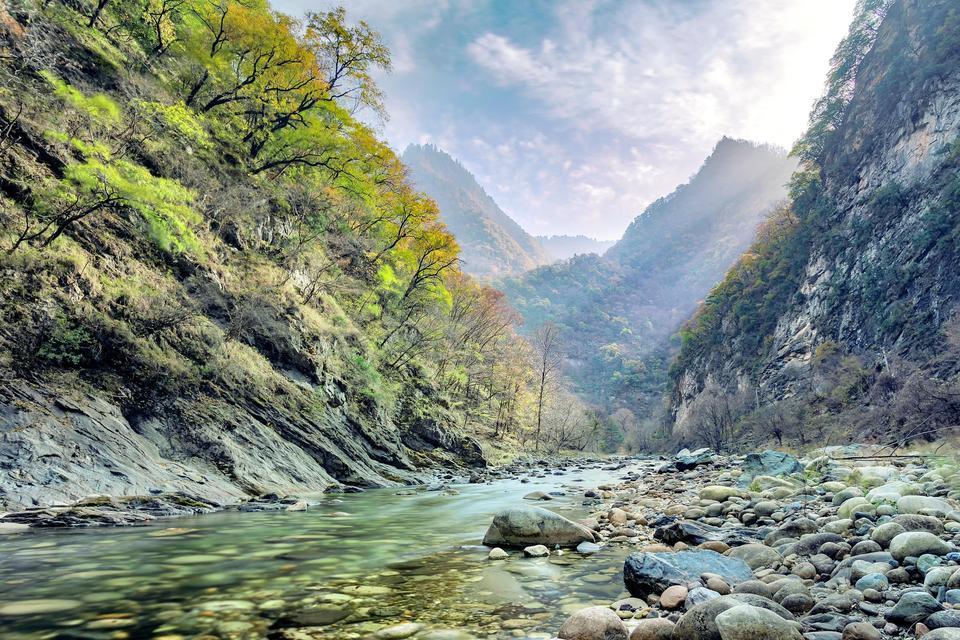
[557,606,628,640]
[623,551,753,597]
[715,603,803,640]
[897,495,954,515]
[888,531,952,562]
[482,506,596,548]
[672,594,793,640]
[676,448,715,471]
[738,451,803,486]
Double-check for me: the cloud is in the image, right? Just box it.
[466,0,854,149]
[272,0,856,239]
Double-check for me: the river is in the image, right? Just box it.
[0,460,642,639]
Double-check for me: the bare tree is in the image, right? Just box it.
[532,322,563,452]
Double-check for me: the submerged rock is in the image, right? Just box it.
[482,506,596,547]
[623,550,753,597]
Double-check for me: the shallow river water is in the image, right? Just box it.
[0,462,641,639]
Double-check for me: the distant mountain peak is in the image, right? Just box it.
[403,144,549,278]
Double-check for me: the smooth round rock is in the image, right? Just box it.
[714,603,803,640]
[557,606,628,640]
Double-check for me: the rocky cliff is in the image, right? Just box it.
[672,0,960,442]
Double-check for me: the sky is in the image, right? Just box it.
[272,0,856,240]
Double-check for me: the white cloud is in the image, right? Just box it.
[466,0,855,149]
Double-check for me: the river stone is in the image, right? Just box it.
[727,544,782,570]
[739,451,803,486]
[788,532,844,556]
[701,486,742,502]
[842,621,881,640]
[623,551,753,597]
[886,591,943,624]
[273,606,350,627]
[715,603,803,640]
[838,497,871,519]
[898,495,954,515]
[889,531,952,561]
[557,605,628,640]
[524,544,550,557]
[923,630,960,640]
[483,506,596,547]
[660,585,688,609]
[672,594,794,640]
[894,514,945,534]
[0,599,83,615]
[870,521,906,548]
[577,541,602,555]
[523,491,553,501]
[926,610,960,629]
[676,448,714,471]
[488,547,509,560]
[375,623,425,639]
[628,617,674,640]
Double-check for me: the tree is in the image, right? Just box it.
[302,7,392,118]
[532,322,563,452]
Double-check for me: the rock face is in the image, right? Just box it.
[0,376,486,516]
[669,0,960,442]
[623,551,753,597]
[483,507,596,548]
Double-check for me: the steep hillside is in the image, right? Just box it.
[537,235,615,261]
[672,0,960,448]
[0,2,548,510]
[403,144,549,277]
[501,139,797,421]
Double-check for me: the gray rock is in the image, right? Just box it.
[889,531,952,561]
[676,448,715,471]
[557,606,628,640]
[885,591,943,624]
[672,594,794,640]
[926,609,960,630]
[623,551,753,597]
[739,451,803,486]
[727,544,783,569]
[715,603,803,640]
[922,630,960,640]
[652,517,762,547]
[483,506,596,547]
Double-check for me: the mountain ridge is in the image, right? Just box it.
[403,143,549,277]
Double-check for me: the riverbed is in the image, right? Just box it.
[0,461,641,639]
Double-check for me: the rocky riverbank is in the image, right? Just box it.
[471,447,960,640]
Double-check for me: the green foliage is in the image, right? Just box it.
[36,315,96,366]
[137,100,210,148]
[64,157,200,253]
[40,71,121,124]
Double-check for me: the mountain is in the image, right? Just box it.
[403,144,549,277]
[671,0,960,449]
[501,139,797,419]
[536,235,615,261]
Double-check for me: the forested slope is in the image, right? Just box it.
[0,1,550,509]
[501,139,796,424]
